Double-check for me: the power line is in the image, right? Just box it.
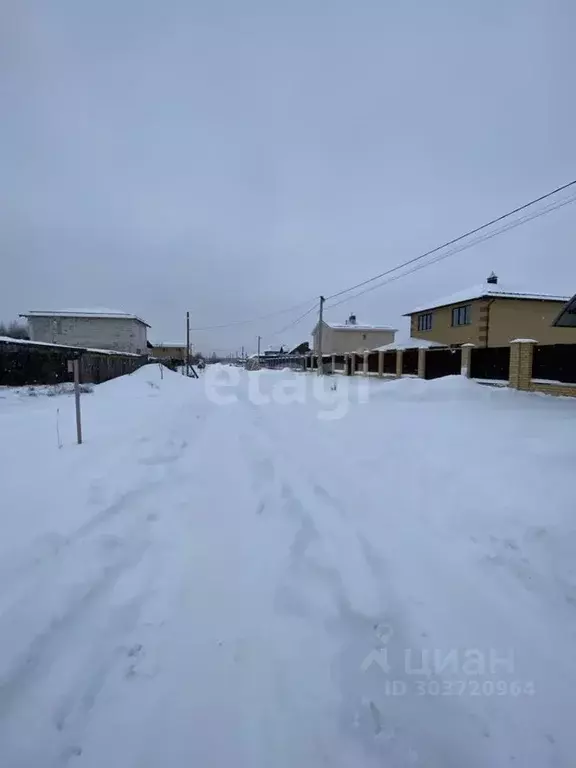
[325,191,576,311]
[325,178,576,303]
[270,302,319,337]
[189,297,317,331]
[189,177,576,332]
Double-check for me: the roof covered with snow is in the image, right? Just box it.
[405,283,571,316]
[323,320,397,331]
[21,309,150,327]
[374,336,445,351]
[0,336,143,357]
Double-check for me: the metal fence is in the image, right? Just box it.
[368,352,379,373]
[425,348,461,380]
[470,346,510,381]
[383,351,397,374]
[0,339,147,387]
[402,348,419,375]
[532,344,576,384]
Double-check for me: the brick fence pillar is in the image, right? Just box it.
[378,351,384,377]
[350,353,356,375]
[461,343,474,378]
[396,349,404,377]
[363,353,369,375]
[417,347,426,378]
[509,340,536,390]
[331,354,336,373]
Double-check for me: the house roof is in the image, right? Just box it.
[552,294,576,327]
[404,283,571,316]
[322,320,397,331]
[20,308,151,327]
[151,342,187,348]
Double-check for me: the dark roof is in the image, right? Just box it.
[552,294,576,327]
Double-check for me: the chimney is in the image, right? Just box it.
[347,313,357,326]
[487,271,498,285]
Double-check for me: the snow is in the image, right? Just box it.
[406,282,570,315]
[510,338,538,343]
[325,320,397,331]
[374,336,444,351]
[1,365,576,766]
[22,309,150,326]
[0,336,144,357]
[531,378,576,386]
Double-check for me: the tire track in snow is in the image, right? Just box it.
[241,401,492,766]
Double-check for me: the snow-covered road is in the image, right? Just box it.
[1,365,576,767]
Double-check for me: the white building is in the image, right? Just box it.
[20,309,150,355]
[312,314,396,354]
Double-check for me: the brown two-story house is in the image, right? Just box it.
[405,273,573,347]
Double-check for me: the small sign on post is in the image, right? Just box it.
[68,358,83,445]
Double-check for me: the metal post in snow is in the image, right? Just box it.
[73,358,82,445]
[317,295,325,375]
[186,311,191,377]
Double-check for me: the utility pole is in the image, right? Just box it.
[317,295,325,375]
[186,311,190,377]
[241,345,245,361]
[257,335,261,363]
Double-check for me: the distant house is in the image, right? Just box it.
[151,343,188,363]
[404,273,573,347]
[289,341,310,355]
[552,294,576,328]
[20,308,150,355]
[312,314,396,354]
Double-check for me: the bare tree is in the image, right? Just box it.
[0,320,30,340]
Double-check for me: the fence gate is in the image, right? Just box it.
[425,348,462,379]
[469,346,510,381]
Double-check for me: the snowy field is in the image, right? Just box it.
[1,365,575,767]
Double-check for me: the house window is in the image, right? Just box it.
[417,313,433,331]
[451,305,471,326]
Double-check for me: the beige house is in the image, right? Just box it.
[20,309,150,355]
[151,343,188,362]
[405,274,573,347]
[312,314,396,354]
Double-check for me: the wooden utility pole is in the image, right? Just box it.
[317,295,325,375]
[257,335,261,363]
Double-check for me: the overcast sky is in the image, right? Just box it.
[2,0,575,353]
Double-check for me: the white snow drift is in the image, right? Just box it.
[1,365,575,767]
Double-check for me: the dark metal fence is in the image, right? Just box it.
[425,347,461,380]
[383,351,397,374]
[258,355,307,371]
[532,344,576,383]
[368,352,379,373]
[0,339,147,387]
[402,348,419,375]
[334,354,346,370]
[469,346,510,381]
